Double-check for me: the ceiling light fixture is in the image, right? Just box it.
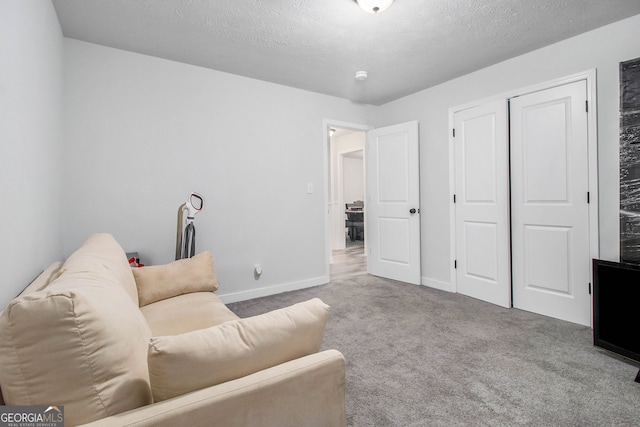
[355,71,368,81]
[356,0,394,14]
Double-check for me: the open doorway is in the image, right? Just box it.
[323,119,421,284]
[327,126,367,280]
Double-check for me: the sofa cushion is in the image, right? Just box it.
[141,291,239,336]
[18,261,64,296]
[148,298,330,401]
[133,251,219,307]
[60,233,140,305]
[0,280,153,426]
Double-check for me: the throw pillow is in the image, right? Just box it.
[133,251,218,307]
[0,282,153,426]
[148,298,330,401]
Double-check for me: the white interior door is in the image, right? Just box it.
[453,100,511,307]
[366,121,421,284]
[510,80,591,326]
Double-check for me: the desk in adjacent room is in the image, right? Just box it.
[345,209,364,241]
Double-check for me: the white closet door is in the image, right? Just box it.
[510,80,591,326]
[453,100,511,307]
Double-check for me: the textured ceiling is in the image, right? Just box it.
[52,0,640,105]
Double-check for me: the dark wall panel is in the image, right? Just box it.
[620,57,640,263]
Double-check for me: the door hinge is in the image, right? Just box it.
[587,191,590,203]
[585,100,589,113]
[452,128,455,138]
[588,282,592,295]
[453,194,456,203]
[454,260,457,269]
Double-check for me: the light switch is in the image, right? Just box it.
[307,183,313,194]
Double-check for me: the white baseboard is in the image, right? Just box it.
[218,275,330,304]
[421,276,453,293]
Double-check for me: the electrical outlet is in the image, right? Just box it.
[306,183,313,194]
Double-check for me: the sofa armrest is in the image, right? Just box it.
[79,350,345,427]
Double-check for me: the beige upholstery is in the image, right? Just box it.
[148,298,330,401]
[80,350,345,427]
[0,276,153,426]
[141,291,239,336]
[133,251,219,306]
[59,233,140,305]
[18,261,64,296]
[0,233,345,427]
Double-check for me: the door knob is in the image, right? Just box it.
[410,208,416,214]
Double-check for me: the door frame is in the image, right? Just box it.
[448,70,599,320]
[323,119,373,277]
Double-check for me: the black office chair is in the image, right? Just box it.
[345,203,364,241]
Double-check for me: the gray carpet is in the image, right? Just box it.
[228,274,640,426]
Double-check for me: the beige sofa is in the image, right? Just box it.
[0,233,345,426]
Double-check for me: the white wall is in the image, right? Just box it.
[334,132,365,207]
[372,14,640,289]
[62,39,369,302]
[0,0,64,307]
[343,156,364,204]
